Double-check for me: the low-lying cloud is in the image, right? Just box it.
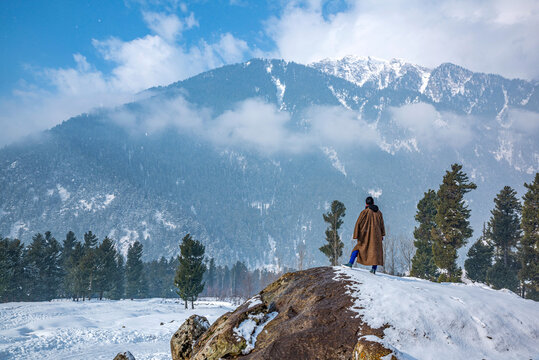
[389,102,474,149]
[0,9,250,147]
[109,96,382,154]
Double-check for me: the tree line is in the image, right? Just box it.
[0,231,286,304]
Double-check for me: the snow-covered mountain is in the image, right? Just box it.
[311,55,538,116]
[0,57,537,268]
[311,55,432,92]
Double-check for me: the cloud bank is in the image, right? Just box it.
[389,102,474,149]
[267,0,539,79]
[109,96,381,154]
[0,10,250,147]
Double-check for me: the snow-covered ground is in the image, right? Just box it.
[0,298,234,360]
[335,267,539,360]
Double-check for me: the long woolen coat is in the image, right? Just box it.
[352,205,386,266]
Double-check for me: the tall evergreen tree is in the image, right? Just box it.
[464,224,494,283]
[486,186,521,292]
[231,261,249,298]
[24,233,48,300]
[109,254,125,300]
[95,237,118,300]
[432,164,476,282]
[0,237,24,302]
[126,241,147,299]
[206,258,217,297]
[61,231,77,298]
[410,190,439,280]
[174,234,206,309]
[66,242,85,300]
[518,173,539,300]
[79,231,99,300]
[43,231,62,300]
[319,200,346,266]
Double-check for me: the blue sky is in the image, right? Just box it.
[1,0,537,145]
[0,0,278,94]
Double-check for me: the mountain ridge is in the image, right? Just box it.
[1,57,537,268]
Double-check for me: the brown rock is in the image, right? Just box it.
[171,314,211,360]
[190,266,396,360]
[113,351,135,360]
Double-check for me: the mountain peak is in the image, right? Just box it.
[310,55,430,90]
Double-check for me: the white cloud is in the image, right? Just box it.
[266,0,539,80]
[0,11,250,147]
[109,95,382,154]
[389,102,474,149]
[505,108,539,134]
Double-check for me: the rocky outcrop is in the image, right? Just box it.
[171,314,211,360]
[113,351,135,360]
[186,267,396,360]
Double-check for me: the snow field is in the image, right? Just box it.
[0,298,234,360]
[335,267,539,360]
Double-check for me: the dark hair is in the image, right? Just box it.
[365,196,374,205]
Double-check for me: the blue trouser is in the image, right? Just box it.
[349,250,377,271]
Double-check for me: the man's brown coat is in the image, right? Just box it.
[352,207,386,266]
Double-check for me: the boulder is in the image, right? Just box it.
[113,351,135,360]
[171,314,211,360]
[189,266,395,360]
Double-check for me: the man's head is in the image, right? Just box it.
[365,196,374,206]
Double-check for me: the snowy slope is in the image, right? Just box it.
[335,267,539,359]
[310,55,431,92]
[0,298,234,360]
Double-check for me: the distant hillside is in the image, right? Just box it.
[0,57,537,268]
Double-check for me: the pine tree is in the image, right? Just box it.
[432,164,477,282]
[109,254,125,300]
[43,231,62,300]
[518,173,539,300]
[83,231,98,248]
[95,237,118,300]
[61,231,77,298]
[174,234,206,309]
[464,224,493,283]
[206,258,217,297]
[66,242,85,300]
[126,241,147,299]
[319,200,346,266]
[24,233,48,300]
[231,261,248,298]
[0,237,24,302]
[410,190,439,280]
[486,186,521,292]
[79,231,99,300]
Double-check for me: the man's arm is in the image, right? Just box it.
[353,210,367,240]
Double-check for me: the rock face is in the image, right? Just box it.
[171,314,211,360]
[188,267,395,360]
[113,351,135,360]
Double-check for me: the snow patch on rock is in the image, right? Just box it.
[233,311,278,354]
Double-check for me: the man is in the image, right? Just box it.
[343,196,385,274]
